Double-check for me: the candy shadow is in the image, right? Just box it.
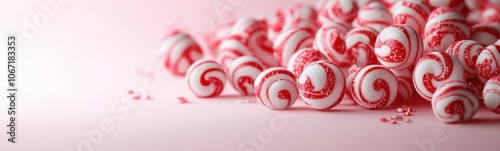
[466,117,500,124]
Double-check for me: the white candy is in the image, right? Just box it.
[186,59,226,98]
[483,76,500,114]
[375,25,423,70]
[158,30,203,75]
[228,56,266,95]
[432,80,480,123]
[298,61,345,110]
[254,67,298,110]
[413,52,465,101]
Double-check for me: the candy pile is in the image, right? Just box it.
[158,0,500,124]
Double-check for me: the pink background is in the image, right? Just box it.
[1,0,500,150]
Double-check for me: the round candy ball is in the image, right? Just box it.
[314,22,347,65]
[483,76,500,114]
[375,24,424,70]
[228,56,266,95]
[254,67,298,110]
[298,61,345,110]
[345,27,379,67]
[273,28,314,67]
[352,65,398,110]
[287,48,325,78]
[158,29,203,75]
[186,59,226,98]
[476,45,500,83]
[432,80,480,123]
[445,40,484,78]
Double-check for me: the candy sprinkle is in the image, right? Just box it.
[178,97,188,103]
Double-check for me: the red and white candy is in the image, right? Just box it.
[314,23,347,65]
[392,68,415,105]
[254,67,298,110]
[391,0,431,35]
[483,76,500,114]
[287,48,325,78]
[432,80,480,123]
[424,6,470,53]
[216,35,253,70]
[228,56,266,95]
[267,4,318,41]
[345,27,379,67]
[445,40,485,78]
[479,5,500,25]
[231,18,278,67]
[298,61,345,110]
[186,59,226,98]
[413,52,465,101]
[273,28,314,67]
[158,29,203,75]
[352,65,398,110]
[318,0,358,24]
[423,0,467,15]
[476,45,500,82]
[353,1,393,32]
[375,25,423,70]
[470,23,500,46]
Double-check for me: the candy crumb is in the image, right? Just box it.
[178,97,188,103]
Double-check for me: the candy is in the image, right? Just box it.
[380,117,389,122]
[423,0,467,15]
[231,18,278,67]
[413,52,465,101]
[267,4,318,41]
[396,108,404,113]
[353,1,393,32]
[314,23,347,65]
[344,27,380,67]
[318,0,358,23]
[177,97,189,103]
[470,23,500,46]
[273,28,314,67]
[344,65,359,102]
[254,67,298,110]
[391,0,431,35]
[483,76,500,114]
[424,7,470,53]
[228,56,266,95]
[216,35,253,69]
[479,5,500,25]
[186,59,226,98]
[476,45,500,82]
[298,61,345,110]
[392,68,415,105]
[158,29,203,75]
[204,21,233,57]
[352,65,398,110]
[287,48,325,78]
[432,80,480,123]
[445,40,484,78]
[375,25,424,70]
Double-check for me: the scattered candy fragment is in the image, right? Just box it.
[178,97,189,103]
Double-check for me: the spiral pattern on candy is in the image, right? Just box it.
[228,56,265,95]
[424,6,470,52]
[391,0,431,35]
[298,61,345,110]
[445,40,484,78]
[413,52,465,101]
[318,0,358,23]
[273,28,314,67]
[287,48,325,78]
[254,67,298,110]
[232,18,278,67]
[392,68,415,105]
[432,80,480,123]
[314,23,347,65]
[375,25,423,70]
[345,27,379,67]
[158,29,203,75]
[344,65,359,102]
[470,23,500,46]
[267,4,318,41]
[216,35,253,70]
[476,45,500,82]
[186,59,226,98]
[353,1,393,32]
[352,65,398,110]
[483,76,500,114]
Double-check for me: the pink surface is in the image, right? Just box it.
[1,0,500,151]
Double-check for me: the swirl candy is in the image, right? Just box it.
[352,65,398,110]
[344,65,360,102]
[158,29,204,75]
[391,0,431,35]
[476,45,500,82]
[483,76,500,114]
[479,5,500,25]
[432,80,480,123]
[345,27,379,67]
[470,24,500,46]
[298,61,346,110]
[445,40,485,78]
[353,1,393,32]
[413,52,465,101]
[216,35,253,69]
[231,18,279,67]
[228,56,265,95]
[287,48,325,78]
[318,0,358,24]
[424,6,470,52]
[314,23,347,65]
[186,59,226,98]
[254,67,298,110]
[423,0,467,15]
[273,28,314,67]
[375,25,423,70]
[267,4,318,41]
[392,68,415,105]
